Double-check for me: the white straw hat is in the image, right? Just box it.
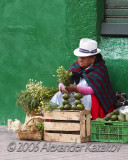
[74,38,101,57]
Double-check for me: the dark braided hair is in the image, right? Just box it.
[90,53,103,64]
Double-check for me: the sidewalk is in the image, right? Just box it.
[0,126,128,160]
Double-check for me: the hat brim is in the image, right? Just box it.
[74,48,101,57]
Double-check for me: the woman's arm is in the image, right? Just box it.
[77,86,94,95]
[65,85,94,95]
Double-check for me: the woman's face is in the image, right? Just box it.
[78,56,96,69]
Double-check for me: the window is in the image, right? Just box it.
[101,0,128,36]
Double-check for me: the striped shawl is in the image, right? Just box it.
[68,60,116,113]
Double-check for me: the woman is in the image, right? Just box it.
[51,38,116,120]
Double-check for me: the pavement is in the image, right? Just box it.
[0,126,128,160]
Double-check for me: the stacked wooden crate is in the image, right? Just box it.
[43,110,91,143]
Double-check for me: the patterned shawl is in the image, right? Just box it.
[68,60,116,113]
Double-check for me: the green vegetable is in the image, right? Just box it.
[36,122,44,133]
[59,105,64,110]
[64,104,71,110]
[75,100,81,105]
[96,118,104,121]
[118,112,126,122]
[71,104,77,110]
[103,114,111,121]
[62,94,70,100]
[113,110,119,115]
[125,113,128,121]
[77,104,85,110]
[62,100,69,105]
[109,112,115,116]
[118,115,123,122]
[111,115,118,121]
[44,102,59,112]
[74,93,83,100]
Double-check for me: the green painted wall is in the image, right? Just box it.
[99,37,128,95]
[98,0,128,98]
[0,0,104,125]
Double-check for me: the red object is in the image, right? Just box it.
[91,95,114,120]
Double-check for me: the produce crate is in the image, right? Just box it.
[44,110,91,143]
[91,120,128,143]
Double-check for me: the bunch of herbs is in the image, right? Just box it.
[16,79,58,115]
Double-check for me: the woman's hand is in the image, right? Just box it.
[60,84,68,94]
[65,84,78,93]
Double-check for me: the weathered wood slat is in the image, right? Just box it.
[44,110,80,120]
[83,110,91,115]
[44,122,80,131]
[80,111,85,141]
[86,113,91,139]
[106,18,128,23]
[105,9,128,16]
[105,0,128,8]
[44,132,81,143]
[101,23,128,36]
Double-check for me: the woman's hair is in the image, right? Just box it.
[90,53,103,64]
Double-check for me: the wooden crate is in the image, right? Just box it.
[44,110,91,143]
